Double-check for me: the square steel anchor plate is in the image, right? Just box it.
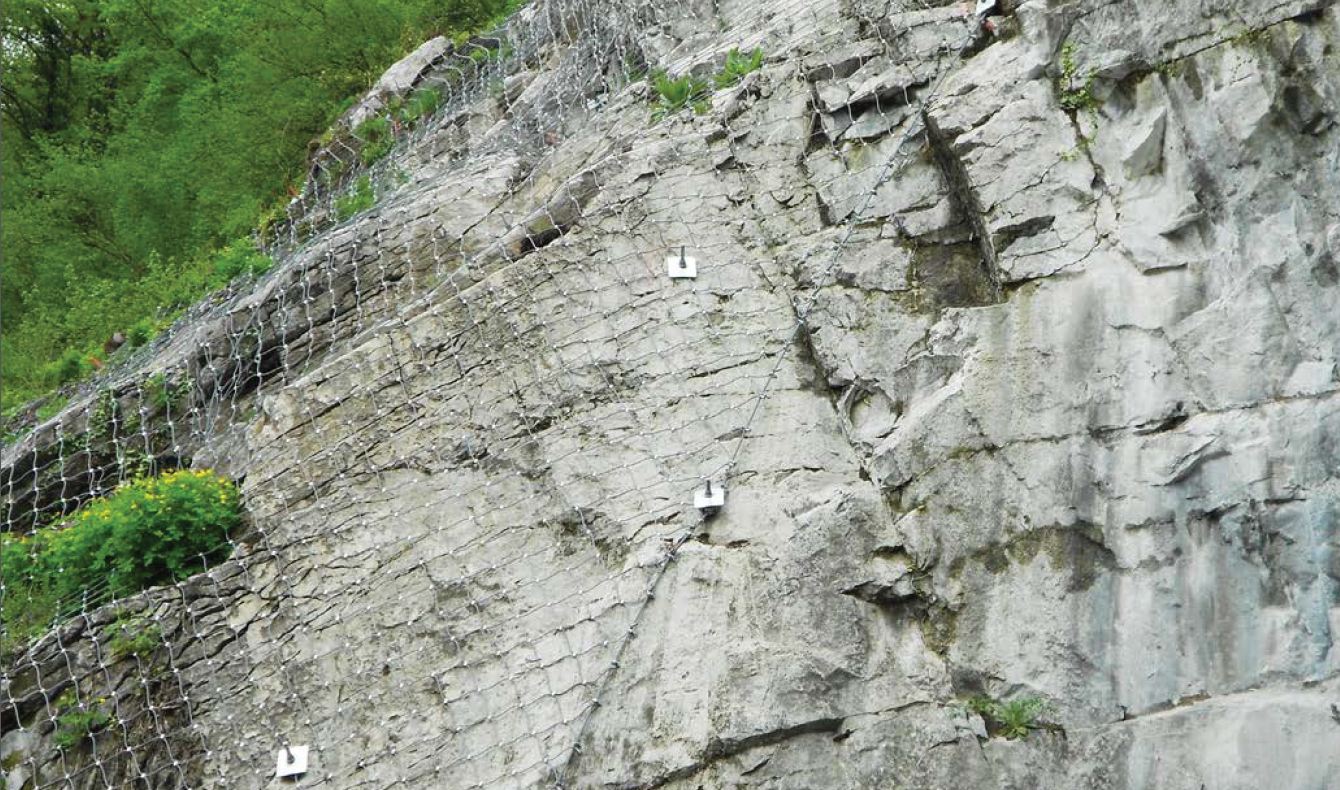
[694,481,725,510]
[667,253,698,279]
[276,745,309,779]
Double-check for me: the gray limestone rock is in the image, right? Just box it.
[3,0,1339,788]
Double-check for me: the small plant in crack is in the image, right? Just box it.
[1057,43,1099,114]
[144,371,193,412]
[53,690,112,749]
[714,47,764,89]
[1228,25,1270,49]
[1059,132,1093,162]
[87,388,121,444]
[993,696,1047,738]
[966,694,1047,739]
[107,614,162,660]
[650,71,711,121]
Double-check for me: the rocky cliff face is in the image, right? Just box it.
[4,0,1339,788]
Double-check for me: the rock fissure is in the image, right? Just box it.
[618,717,846,790]
[921,109,1003,304]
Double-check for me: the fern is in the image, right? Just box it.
[714,47,763,89]
[650,71,711,121]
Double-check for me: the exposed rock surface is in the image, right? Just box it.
[4,0,1339,788]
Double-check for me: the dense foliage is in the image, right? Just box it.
[1,0,520,413]
[0,469,241,657]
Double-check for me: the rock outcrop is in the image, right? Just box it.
[4,0,1339,788]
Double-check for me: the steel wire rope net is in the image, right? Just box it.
[0,0,977,786]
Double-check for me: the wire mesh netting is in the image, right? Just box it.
[1,0,981,786]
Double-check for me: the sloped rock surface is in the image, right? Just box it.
[4,0,1339,788]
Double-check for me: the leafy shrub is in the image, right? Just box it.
[714,47,763,89]
[967,695,1046,739]
[467,45,497,64]
[86,389,124,445]
[107,615,162,660]
[0,583,60,660]
[355,115,395,166]
[126,318,158,348]
[37,345,107,396]
[53,691,112,750]
[320,156,351,186]
[211,239,274,282]
[335,176,377,220]
[0,469,241,656]
[51,348,92,386]
[650,71,711,121]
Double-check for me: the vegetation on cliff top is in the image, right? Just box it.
[1,0,521,415]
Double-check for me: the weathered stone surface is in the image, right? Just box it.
[346,36,452,128]
[4,0,1339,788]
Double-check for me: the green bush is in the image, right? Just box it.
[1,469,241,657]
[650,71,711,121]
[0,583,60,660]
[335,176,378,220]
[52,348,91,386]
[52,691,112,750]
[1,241,271,417]
[467,45,497,64]
[2,0,530,420]
[714,47,763,89]
[211,239,274,282]
[126,318,158,349]
[143,372,193,412]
